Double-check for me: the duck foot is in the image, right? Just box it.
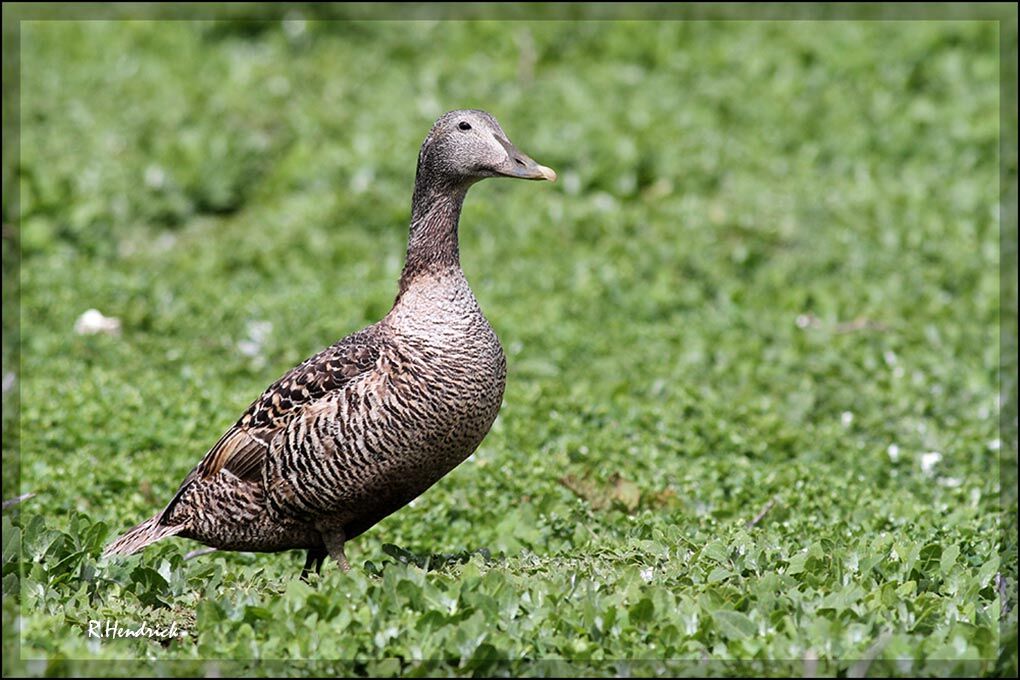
[323,529,350,572]
[300,547,327,581]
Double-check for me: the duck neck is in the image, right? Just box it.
[398,177,469,294]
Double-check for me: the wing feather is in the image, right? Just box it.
[158,332,382,524]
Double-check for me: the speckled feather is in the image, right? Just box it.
[103,110,553,571]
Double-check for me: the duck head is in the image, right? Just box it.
[416,109,556,186]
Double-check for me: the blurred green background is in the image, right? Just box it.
[3,7,1016,677]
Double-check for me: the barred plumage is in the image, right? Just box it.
[103,110,556,575]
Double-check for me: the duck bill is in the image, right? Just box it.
[511,157,557,182]
[494,135,557,182]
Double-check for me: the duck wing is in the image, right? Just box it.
[158,330,382,524]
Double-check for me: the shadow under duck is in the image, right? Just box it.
[104,110,556,576]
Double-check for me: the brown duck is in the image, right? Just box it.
[103,110,556,576]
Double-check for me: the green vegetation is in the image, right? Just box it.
[4,13,1015,677]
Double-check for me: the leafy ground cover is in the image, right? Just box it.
[3,10,1016,677]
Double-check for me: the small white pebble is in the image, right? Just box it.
[74,309,121,336]
[144,164,166,189]
[282,15,307,39]
[562,171,582,195]
[236,340,262,358]
[246,320,273,343]
[350,167,374,194]
[887,444,900,462]
[237,320,272,367]
[841,411,854,427]
[919,451,942,475]
[592,192,618,213]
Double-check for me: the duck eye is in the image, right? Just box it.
[458,121,471,131]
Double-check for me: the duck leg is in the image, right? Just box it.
[300,547,327,581]
[323,528,350,572]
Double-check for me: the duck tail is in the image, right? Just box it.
[102,514,184,558]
